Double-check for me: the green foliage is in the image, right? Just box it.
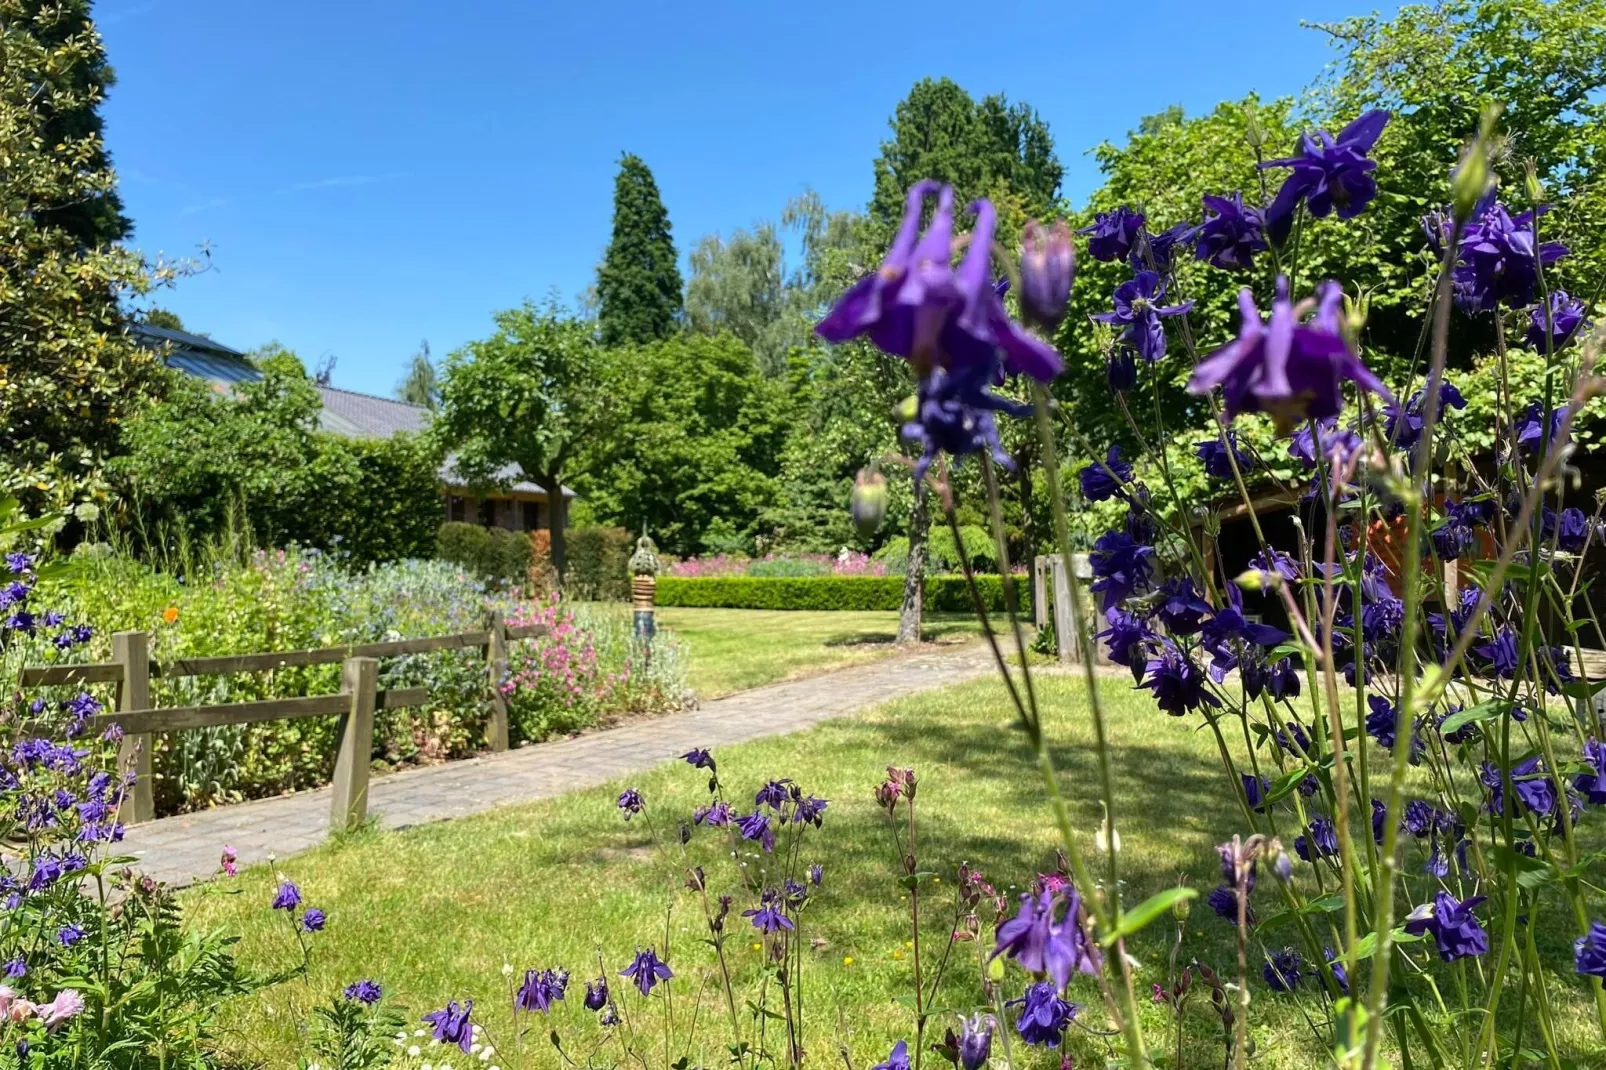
[656,574,1025,613]
[564,525,633,600]
[111,366,441,564]
[395,339,438,409]
[596,152,684,347]
[579,332,791,556]
[435,521,530,586]
[0,0,167,516]
[435,302,602,576]
[876,524,998,573]
[301,994,406,1070]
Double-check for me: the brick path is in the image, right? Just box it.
[123,641,996,887]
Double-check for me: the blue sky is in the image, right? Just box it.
[100,0,1391,398]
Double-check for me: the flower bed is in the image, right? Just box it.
[666,550,887,578]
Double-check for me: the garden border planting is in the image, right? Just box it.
[655,574,1027,613]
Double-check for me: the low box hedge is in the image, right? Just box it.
[655,574,1028,614]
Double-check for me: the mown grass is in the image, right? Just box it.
[188,671,1604,1069]
[656,607,983,699]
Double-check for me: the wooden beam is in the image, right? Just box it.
[19,663,125,686]
[113,632,154,824]
[330,657,377,832]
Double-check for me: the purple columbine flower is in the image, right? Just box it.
[1453,202,1569,312]
[1557,507,1596,554]
[1006,982,1080,1047]
[1195,430,1255,480]
[1576,922,1606,979]
[4,551,33,575]
[621,947,673,996]
[1575,740,1606,805]
[57,924,85,947]
[1092,271,1193,363]
[1140,641,1221,716]
[1203,583,1289,654]
[1295,816,1338,861]
[1323,948,1350,996]
[1527,290,1589,352]
[271,880,302,912]
[516,967,569,1013]
[1096,607,1152,676]
[957,1013,994,1070]
[1432,517,1476,562]
[1088,528,1156,611]
[1189,278,1389,433]
[681,748,715,771]
[1207,885,1252,924]
[754,779,792,810]
[1288,416,1362,470]
[344,979,382,1004]
[1385,380,1467,449]
[1262,946,1305,991]
[1155,577,1212,635]
[737,810,775,852]
[422,1000,474,1053]
[1482,757,1557,818]
[300,907,326,932]
[1402,800,1439,838]
[584,976,609,1010]
[990,887,1098,991]
[1079,446,1132,503]
[816,184,1063,382]
[1260,110,1390,245]
[694,800,733,827]
[901,360,1030,480]
[791,794,828,827]
[1020,219,1076,330]
[1192,192,1267,270]
[1077,205,1145,262]
[872,1040,912,1070]
[743,889,795,934]
[617,787,645,818]
[1243,656,1300,702]
[809,862,824,886]
[1475,626,1520,678]
[1404,891,1489,961]
[1241,773,1270,813]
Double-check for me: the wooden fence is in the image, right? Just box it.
[19,612,547,830]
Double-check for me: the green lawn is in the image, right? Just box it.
[657,607,983,699]
[186,671,1606,1069]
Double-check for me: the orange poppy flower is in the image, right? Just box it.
[161,606,179,624]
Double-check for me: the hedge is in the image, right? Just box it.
[565,526,632,600]
[655,574,1028,613]
[436,522,532,586]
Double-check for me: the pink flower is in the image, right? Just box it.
[38,989,84,1030]
[220,844,238,878]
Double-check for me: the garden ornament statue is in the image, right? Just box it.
[629,531,660,640]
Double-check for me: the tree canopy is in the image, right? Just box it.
[596,153,684,347]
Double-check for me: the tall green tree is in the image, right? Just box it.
[578,333,789,556]
[1,0,162,520]
[596,153,684,347]
[396,340,439,409]
[433,304,605,578]
[867,77,1065,641]
[20,0,130,248]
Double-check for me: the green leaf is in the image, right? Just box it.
[1348,927,1423,960]
[1264,765,1315,805]
[1490,842,1557,890]
[1437,699,1511,736]
[1104,887,1197,945]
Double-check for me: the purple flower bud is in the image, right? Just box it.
[1020,220,1075,330]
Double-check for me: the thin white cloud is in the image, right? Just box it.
[273,173,404,195]
[175,197,231,217]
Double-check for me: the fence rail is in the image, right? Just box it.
[21,614,546,830]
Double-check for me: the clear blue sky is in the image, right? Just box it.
[99,0,1392,398]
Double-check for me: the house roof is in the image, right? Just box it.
[135,322,572,498]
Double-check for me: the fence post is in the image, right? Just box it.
[1050,556,1077,666]
[330,656,377,832]
[112,631,154,824]
[1032,556,1048,629]
[485,610,509,752]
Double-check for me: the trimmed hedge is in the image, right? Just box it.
[656,574,1028,614]
[436,521,532,586]
[565,526,632,600]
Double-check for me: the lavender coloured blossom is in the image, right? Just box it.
[1191,191,1267,270]
[1096,607,1152,675]
[1006,982,1080,1047]
[516,967,569,1013]
[1452,202,1569,312]
[271,880,302,912]
[737,810,776,852]
[1261,110,1390,245]
[1576,922,1606,980]
[344,979,382,1004]
[1194,430,1255,480]
[1262,947,1304,992]
[743,889,795,934]
[1077,205,1145,262]
[620,947,673,996]
[1092,270,1193,362]
[422,1000,475,1053]
[1088,528,1156,611]
[1576,740,1606,805]
[1079,446,1133,503]
[872,1040,912,1070]
[1140,642,1220,717]
[901,360,1030,479]
[1019,220,1076,330]
[584,976,609,1010]
[990,887,1098,992]
[617,787,645,818]
[300,907,326,932]
[1294,816,1338,861]
[957,1014,993,1070]
[1404,891,1489,962]
[1155,577,1212,635]
[1189,279,1389,432]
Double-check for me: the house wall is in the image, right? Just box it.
[441,489,557,532]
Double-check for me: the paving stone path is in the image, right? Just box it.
[123,641,997,887]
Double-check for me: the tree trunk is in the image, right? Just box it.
[897,480,927,644]
[545,479,568,583]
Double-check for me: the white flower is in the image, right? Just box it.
[500,963,514,977]
[407,1046,421,1057]
[480,1047,495,1060]
[414,1029,427,1037]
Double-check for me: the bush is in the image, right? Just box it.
[565,525,633,599]
[435,521,530,587]
[875,525,997,574]
[656,574,1027,613]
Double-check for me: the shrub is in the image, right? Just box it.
[435,521,530,586]
[655,574,1027,613]
[875,525,997,574]
[565,525,633,599]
